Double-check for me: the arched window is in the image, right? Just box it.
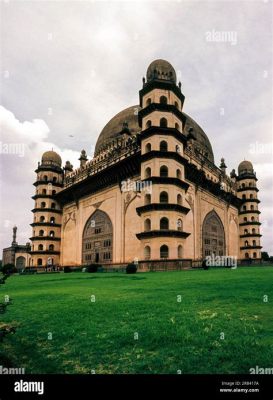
[175,123,180,130]
[40,216,45,222]
[144,246,151,260]
[174,101,179,109]
[44,175,48,182]
[160,191,168,203]
[245,240,249,246]
[253,240,256,246]
[53,177,57,183]
[250,194,253,199]
[49,231,55,237]
[252,228,256,234]
[242,183,245,188]
[160,95,167,104]
[243,205,247,211]
[146,120,152,129]
[250,205,254,210]
[176,169,181,179]
[144,219,151,232]
[242,194,246,200]
[253,252,257,259]
[244,217,247,222]
[160,217,169,230]
[39,230,44,237]
[245,253,249,259]
[144,194,151,205]
[38,244,43,251]
[176,144,181,153]
[160,245,169,259]
[160,140,168,152]
[41,202,46,208]
[145,167,151,179]
[37,258,43,266]
[146,98,151,106]
[251,216,255,222]
[177,194,182,205]
[145,143,151,153]
[49,244,54,251]
[178,245,183,258]
[160,118,167,128]
[51,203,56,209]
[160,165,168,177]
[50,217,55,224]
[244,229,248,234]
[42,189,47,194]
[177,219,183,231]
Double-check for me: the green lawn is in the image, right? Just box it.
[1,267,273,374]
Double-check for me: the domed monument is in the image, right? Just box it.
[26,60,262,270]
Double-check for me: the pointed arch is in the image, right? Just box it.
[202,210,225,258]
[82,210,113,264]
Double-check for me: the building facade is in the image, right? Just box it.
[3,59,262,269]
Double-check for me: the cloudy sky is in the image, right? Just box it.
[0,0,272,255]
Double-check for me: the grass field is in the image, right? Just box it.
[1,267,273,374]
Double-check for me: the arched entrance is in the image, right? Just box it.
[82,210,113,264]
[15,256,26,270]
[202,211,225,258]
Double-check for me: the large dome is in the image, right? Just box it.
[146,59,177,84]
[94,105,214,163]
[95,106,141,155]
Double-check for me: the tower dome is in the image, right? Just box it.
[41,150,62,167]
[146,59,177,84]
[238,160,254,175]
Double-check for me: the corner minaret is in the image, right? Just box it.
[29,151,64,269]
[136,60,190,261]
[237,160,262,261]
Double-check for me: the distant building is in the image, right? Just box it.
[4,59,263,269]
[2,226,31,270]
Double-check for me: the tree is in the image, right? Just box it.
[261,252,270,261]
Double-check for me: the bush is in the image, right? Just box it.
[1,264,16,275]
[126,263,137,274]
[202,259,209,270]
[85,264,102,273]
[64,266,72,273]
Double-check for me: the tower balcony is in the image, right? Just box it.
[136,230,190,240]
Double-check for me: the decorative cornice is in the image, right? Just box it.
[138,103,186,127]
[136,203,190,216]
[139,126,187,144]
[29,236,61,241]
[136,229,190,240]
[142,176,189,191]
[33,180,63,188]
[30,222,61,228]
[141,150,188,165]
[139,80,185,107]
[31,208,62,214]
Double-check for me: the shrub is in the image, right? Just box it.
[202,259,209,270]
[63,266,72,273]
[1,264,16,275]
[85,264,102,273]
[126,263,137,274]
